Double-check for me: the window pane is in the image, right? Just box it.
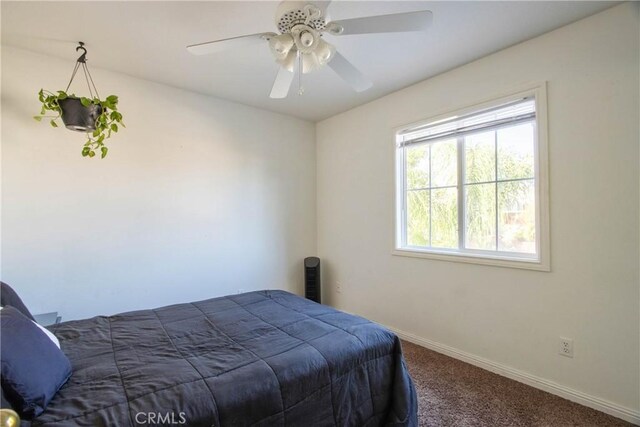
[406,145,429,189]
[397,94,543,266]
[431,139,457,188]
[498,180,535,253]
[464,131,495,184]
[407,190,430,247]
[497,123,535,180]
[465,183,496,250]
[431,188,458,248]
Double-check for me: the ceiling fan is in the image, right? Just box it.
[187,1,432,98]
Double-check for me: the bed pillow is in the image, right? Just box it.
[0,306,71,419]
[33,320,60,349]
[0,305,60,349]
[0,281,35,321]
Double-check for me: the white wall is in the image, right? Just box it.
[1,46,316,321]
[317,3,639,419]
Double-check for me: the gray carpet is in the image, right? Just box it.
[401,340,633,427]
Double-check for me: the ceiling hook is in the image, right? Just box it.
[76,41,87,63]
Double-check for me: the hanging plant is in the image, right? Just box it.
[33,42,124,159]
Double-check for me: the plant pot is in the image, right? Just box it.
[58,97,102,132]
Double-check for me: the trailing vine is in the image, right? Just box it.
[34,89,124,159]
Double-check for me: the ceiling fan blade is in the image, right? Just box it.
[325,10,432,36]
[270,65,295,99]
[327,51,372,92]
[187,32,277,55]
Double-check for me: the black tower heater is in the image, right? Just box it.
[304,257,321,303]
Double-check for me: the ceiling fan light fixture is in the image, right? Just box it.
[291,25,320,54]
[316,38,335,64]
[268,34,295,60]
[325,22,344,35]
[301,52,320,74]
[300,31,314,47]
[299,38,334,73]
[277,49,298,72]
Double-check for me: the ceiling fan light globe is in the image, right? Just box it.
[277,49,297,72]
[315,38,335,65]
[302,51,326,74]
[269,34,294,59]
[300,32,314,47]
[291,25,320,53]
[320,51,331,62]
[325,23,344,35]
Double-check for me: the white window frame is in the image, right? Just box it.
[393,83,550,271]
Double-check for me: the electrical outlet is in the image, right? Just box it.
[336,282,342,294]
[559,337,573,358]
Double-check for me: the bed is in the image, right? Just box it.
[30,290,417,426]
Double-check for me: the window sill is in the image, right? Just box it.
[392,247,550,271]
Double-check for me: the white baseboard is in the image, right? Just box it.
[388,326,640,426]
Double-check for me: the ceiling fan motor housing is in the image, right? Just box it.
[275,1,329,33]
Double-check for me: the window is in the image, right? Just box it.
[394,86,549,270]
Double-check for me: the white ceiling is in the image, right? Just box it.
[1,1,617,121]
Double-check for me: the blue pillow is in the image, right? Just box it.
[0,306,71,419]
[0,282,35,321]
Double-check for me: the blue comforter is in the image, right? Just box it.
[36,290,417,426]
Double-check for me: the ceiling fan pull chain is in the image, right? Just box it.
[297,52,304,96]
